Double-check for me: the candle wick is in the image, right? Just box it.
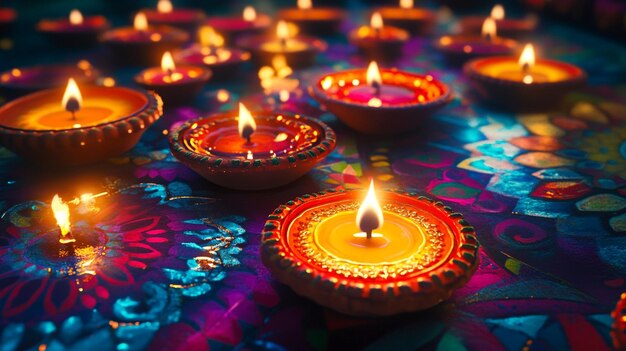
[366,230,373,239]
[372,81,381,96]
[280,37,288,49]
[521,62,530,75]
[483,32,492,42]
[65,97,80,120]
[241,125,254,144]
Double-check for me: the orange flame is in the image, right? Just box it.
[52,195,71,240]
[491,4,505,20]
[134,12,148,31]
[371,12,383,30]
[298,0,312,10]
[69,9,83,25]
[366,61,382,86]
[238,103,256,138]
[481,17,497,38]
[356,180,384,237]
[161,51,176,71]
[243,6,256,22]
[157,0,173,13]
[400,0,413,9]
[519,43,535,69]
[62,78,83,112]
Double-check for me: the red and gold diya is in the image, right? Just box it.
[134,51,211,106]
[101,12,189,66]
[349,12,410,62]
[310,61,452,134]
[261,182,479,316]
[435,17,518,65]
[374,0,436,36]
[238,20,327,68]
[173,26,251,81]
[0,7,17,36]
[205,6,271,46]
[277,0,346,36]
[168,103,336,190]
[0,78,162,165]
[142,0,206,34]
[37,9,109,48]
[0,61,99,98]
[612,292,626,351]
[464,43,586,109]
[460,4,538,38]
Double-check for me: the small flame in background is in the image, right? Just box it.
[157,0,173,13]
[134,12,148,31]
[243,6,256,22]
[69,9,83,25]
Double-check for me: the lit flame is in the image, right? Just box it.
[52,195,71,240]
[238,103,256,139]
[134,12,148,31]
[277,20,290,41]
[491,4,505,20]
[400,0,413,9]
[161,51,176,72]
[157,0,173,13]
[366,61,382,87]
[519,43,535,70]
[371,12,383,30]
[69,9,83,25]
[356,180,384,237]
[481,17,497,38]
[199,26,224,47]
[243,6,256,22]
[62,78,83,112]
[298,0,312,10]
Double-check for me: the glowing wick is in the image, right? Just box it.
[481,17,497,41]
[356,180,384,239]
[52,195,75,244]
[491,4,505,20]
[238,102,256,144]
[243,6,256,22]
[69,9,83,26]
[157,0,173,13]
[366,61,382,96]
[62,78,82,120]
[134,12,148,31]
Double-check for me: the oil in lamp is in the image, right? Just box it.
[435,17,518,65]
[349,12,410,62]
[464,43,586,109]
[460,4,538,38]
[205,6,271,46]
[173,26,251,81]
[0,78,163,165]
[373,0,436,36]
[101,12,189,66]
[37,9,110,48]
[310,61,452,134]
[277,0,347,36]
[261,182,479,316]
[237,20,327,68]
[134,51,211,106]
[168,102,336,190]
[142,0,206,35]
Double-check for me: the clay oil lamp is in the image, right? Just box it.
[277,0,346,36]
[168,102,336,190]
[101,12,189,66]
[374,0,436,36]
[134,51,211,106]
[261,181,479,316]
[37,9,110,48]
[464,43,586,110]
[612,293,626,351]
[310,61,452,134]
[142,0,206,35]
[238,20,327,68]
[173,26,251,81]
[349,12,410,62]
[205,6,271,46]
[0,61,99,99]
[460,4,538,38]
[435,17,518,66]
[0,78,162,165]
[0,7,17,36]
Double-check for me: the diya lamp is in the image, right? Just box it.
[0,7,16,36]
[349,12,410,63]
[238,20,327,68]
[142,0,206,35]
[101,12,189,66]
[310,61,452,134]
[0,61,99,99]
[612,292,626,351]
[435,17,518,66]
[205,6,271,46]
[261,181,479,316]
[258,55,300,106]
[173,26,251,81]
[459,4,538,38]
[277,0,347,36]
[134,51,211,106]
[373,0,436,36]
[168,102,336,190]
[0,78,162,165]
[464,43,586,110]
[37,9,110,48]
